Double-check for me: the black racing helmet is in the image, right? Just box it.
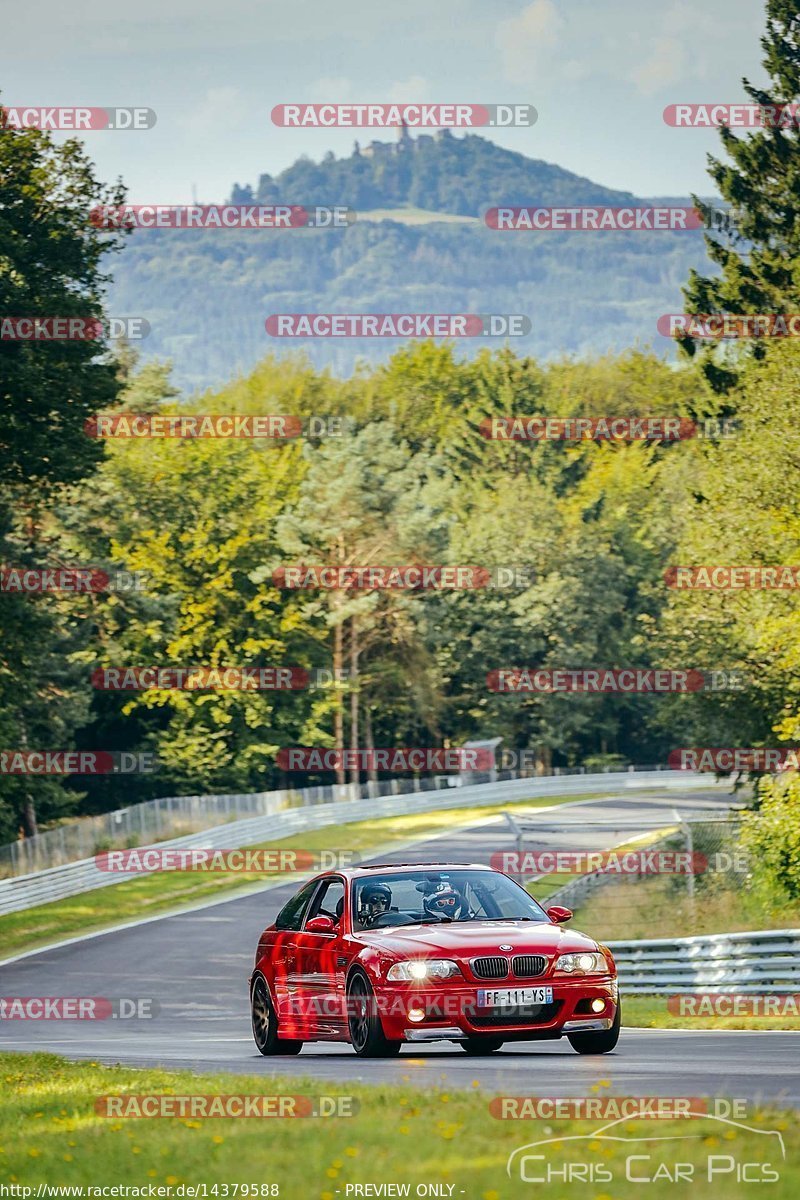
[361,881,392,913]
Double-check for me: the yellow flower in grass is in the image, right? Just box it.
[63,1155,73,1163]
[211,1136,224,1145]
[28,1150,41,1158]
[166,1177,179,1186]
[344,1147,358,1157]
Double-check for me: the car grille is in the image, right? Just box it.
[471,956,509,979]
[511,955,547,978]
[467,1001,562,1028]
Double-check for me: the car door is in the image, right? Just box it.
[293,876,349,1038]
[270,878,322,1029]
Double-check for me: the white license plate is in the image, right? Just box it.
[477,986,553,1008]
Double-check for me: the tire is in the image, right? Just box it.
[347,971,402,1057]
[251,975,303,1056]
[458,1037,504,1055]
[567,1002,621,1055]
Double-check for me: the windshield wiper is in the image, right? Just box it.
[479,916,537,921]
[401,916,453,925]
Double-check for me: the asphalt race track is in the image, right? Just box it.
[2,788,798,1106]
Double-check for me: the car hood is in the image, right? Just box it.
[355,919,599,958]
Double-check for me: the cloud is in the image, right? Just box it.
[309,76,354,99]
[177,87,245,138]
[630,36,688,95]
[387,74,431,103]
[495,0,563,86]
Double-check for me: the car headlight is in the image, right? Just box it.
[386,959,463,981]
[554,952,608,976]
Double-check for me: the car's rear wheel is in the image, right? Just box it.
[347,971,401,1057]
[458,1037,504,1055]
[251,975,303,1056]
[567,1001,621,1055]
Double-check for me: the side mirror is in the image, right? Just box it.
[546,905,573,924]
[305,915,336,933]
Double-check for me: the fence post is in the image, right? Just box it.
[674,809,695,900]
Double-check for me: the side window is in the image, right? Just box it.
[307,877,345,925]
[275,879,320,931]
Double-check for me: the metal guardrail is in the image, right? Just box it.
[608,929,800,994]
[0,769,724,916]
[505,809,744,907]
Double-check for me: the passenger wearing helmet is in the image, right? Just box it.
[422,883,468,921]
[360,882,392,926]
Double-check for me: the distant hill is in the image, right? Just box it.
[108,133,714,393]
[230,129,639,216]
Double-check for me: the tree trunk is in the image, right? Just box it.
[22,794,38,838]
[333,619,345,785]
[349,616,360,784]
[364,705,378,784]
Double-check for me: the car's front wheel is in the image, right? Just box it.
[347,971,401,1057]
[251,975,303,1056]
[458,1037,504,1055]
[567,1002,621,1055]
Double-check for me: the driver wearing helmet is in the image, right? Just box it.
[422,882,469,921]
[359,881,392,927]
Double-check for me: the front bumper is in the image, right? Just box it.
[378,978,618,1041]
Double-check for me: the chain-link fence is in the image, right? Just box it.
[0,762,677,878]
[537,817,754,940]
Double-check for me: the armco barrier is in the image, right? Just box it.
[609,929,800,994]
[0,769,725,916]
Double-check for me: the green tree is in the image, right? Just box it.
[681,1,800,392]
[0,101,128,837]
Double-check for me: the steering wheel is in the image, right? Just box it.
[366,911,421,928]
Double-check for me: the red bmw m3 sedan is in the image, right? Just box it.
[250,862,620,1057]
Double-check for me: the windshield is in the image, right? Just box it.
[352,868,549,931]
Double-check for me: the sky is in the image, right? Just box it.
[4,0,768,203]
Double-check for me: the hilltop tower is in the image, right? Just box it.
[396,117,412,151]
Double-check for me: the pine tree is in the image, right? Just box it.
[681,1,800,391]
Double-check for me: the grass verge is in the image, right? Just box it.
[622,995,800,1031]
[0,793,578,960]
[0,1052,797,1196]
[569,873,800,941]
